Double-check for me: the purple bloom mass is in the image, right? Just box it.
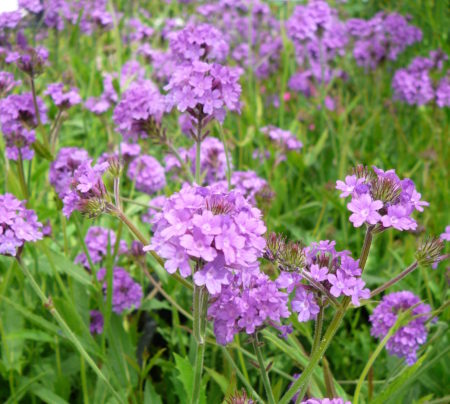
[0,194,43,256]
[0,71,20,97]
[337,166,428,231]
[370,291,431,365]
[97,267,143,314]
[49,147,90,198]
[165,60,242,123]
[75,226,128,269]
[208,271,290,345]
[89,310,104,335]
[392,50,448,107]
[169,23,229,62]
[44,82,82,109]
[0,92,47,161]
[347,12,422,70]
[62,160,110,218]
[144,184,266,295]
[127,155,166,195]
[113,80,165,141]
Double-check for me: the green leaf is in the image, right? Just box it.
[32,384,69,404]
[304,129,328,167]
[4,330,54,344]
[173,353,194,399]
[144,382,163,404]
[205,366,229,395]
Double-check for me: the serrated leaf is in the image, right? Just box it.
[144,382,163,404]
[173,352,194,399]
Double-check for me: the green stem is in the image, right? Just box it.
[296,306,324,403]
[195,137,202,185]
[370,261,418,298]
[16,259,123,403]
[192,285,208,404]
[17,151,29,200]
[280,227,374,404]
[80,356,89,404]
[353,311,410,404]
[253,333,276,404]
[217,124,232,190]
[50,109,63,154]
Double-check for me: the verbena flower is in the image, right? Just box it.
[287,1,347,90]
[98,142,142,166]
[128,18,154,43]
[197,1,282,79]
[97,267,143,314]
[165,60,242,124]
[113,79,165,141]
[0,92,47,160]
[49,147,90,198]
[0,71,20,97]
[142,195,167,225]
[6,46,49,77]
[168,23,229,62]
[440,226,450,242]
[337,166,428,231]
[260,126,303,152]
[62,160,111,218]
[392,50,448,107]
[208,271,290,345]
[144,184,266,293]
[347,12,422,70]
[0,193,43,256]
[301,399,351,404]
[0,11,22,30]
[89,310,104,335]
[370,291,431,365]
[44,82,82,109]
[75,226,128,269]
[127,155,166,195]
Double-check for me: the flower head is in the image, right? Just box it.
[370,291,431,365]
[45,82,82,109]
[0,193,43,256]
[127,155,166,195]
[97,267,143,314]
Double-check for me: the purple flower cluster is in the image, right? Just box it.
[0,92,47,160]
[347,12,422,70]
[89,310,104,335]
[113,80,165,141]
[165,61,242,123]
[440,226,450,242]
[127,155,166,195]
[142,195,167,225]
[392,50,449,107]
[75,226,128,269]
[62,160,110,218]
[197,1,282,78]
[127,18,154,43]
[0,193,43,256]
[5,46,49,77]
[287,1,347,88]
[144,184,266,295]
[0,11,22,30]
[168,23,229,63]
[260,126,303,152]
[44,82,82,109]
[370,291,431,365]
[301,399,351,404]
[97,267,143,314]
[0,71,20,97]
[98,142,142,166]
[208,271,290,345]
[336,166,428,230]
[49,147,90,198]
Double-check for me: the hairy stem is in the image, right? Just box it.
[370,261,418,298]
[17,151,29,200]
[253,333,276,404]
[192,285,208,404]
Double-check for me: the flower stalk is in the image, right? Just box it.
[253,332,276,404]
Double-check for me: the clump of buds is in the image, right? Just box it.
[265,232,305,269]
[416,237,445,267]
